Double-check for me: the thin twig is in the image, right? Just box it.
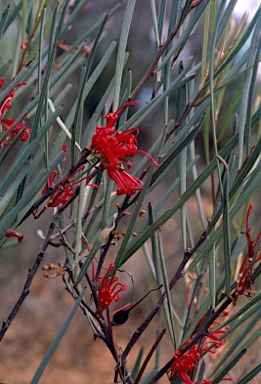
[19,148,93,224]
[94,194,133,279]
[0,205,64,341]
[122,224,211,360]
[128,24,181,102]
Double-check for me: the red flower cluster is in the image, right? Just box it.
[96,263,127,314]
[168,325,231,384]
[44,166,97,206]
[235,204,261,301]
[34,164,97,217]
[0,78,31,148]
[91,101,159,195]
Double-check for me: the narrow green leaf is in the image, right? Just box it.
[244,15,261,154]
[0,64,31,105]
[2,2,23,33]
[158,0,210,71]
[113,120,166,271]
[237,362,261,384]
[222,164,231,297]
[208,245,216,309]
[140,369,157,384]
[60,0,95,37]
[150,0,160,45]
[113,0,136,109]
[121,71,195,131]
[121,132,239,265]
[0,107,62,198]
[131,347,144,380]
[158,228,176,348]
[213,309,261,376]
[0,161,30,212]
[212,349,247,384]
[30,2,60,139]
[30,290,85,384]
[65,40,117,130]
[0,5,9,39]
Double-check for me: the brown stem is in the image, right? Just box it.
[19,148,93,224]
[128,24,181,102]
[122,224,211,361]
[0,205,64,341]
[94,194,133,279]
[134,329,166,384]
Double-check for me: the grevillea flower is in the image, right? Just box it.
[0,78,31,147]
[90,101,159,195]
[235,204,261,301]
[195,314,230,347]
[34,165,97,217]
[45,166,97,208]
[96,263,127,314]
[167,326,231,384]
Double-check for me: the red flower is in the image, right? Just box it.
[41,170,58,195]
[90,101,159,195]
[46,166,98,208]
[168,324,230,383]
[235,204,261,300]
[20,128,31,141]
[107,168,144,196]
[169,342,200,383]
[34,166,97,217]
[97,263,127,314]
[0,79,31,147]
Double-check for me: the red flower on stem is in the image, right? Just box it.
[168,326,231,384]
[41,170,58,195]
[46,166,98,208]
[96,263,127,315]
[34,165,97,217]
[90,101,159,195]
[0,78,31,148]
[195,314,230,348]
[235,204,261,301]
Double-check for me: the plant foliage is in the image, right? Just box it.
[0,1,260,383]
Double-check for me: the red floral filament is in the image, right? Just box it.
[236,204,261,299]
[34,166,97,218]
[45,166,97,208]
[41,170,58,195]
[97,263,127,313]
[0,79,31,147]
[107,168,144,196]
[91,101,159,195]
[168,323,231,384]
